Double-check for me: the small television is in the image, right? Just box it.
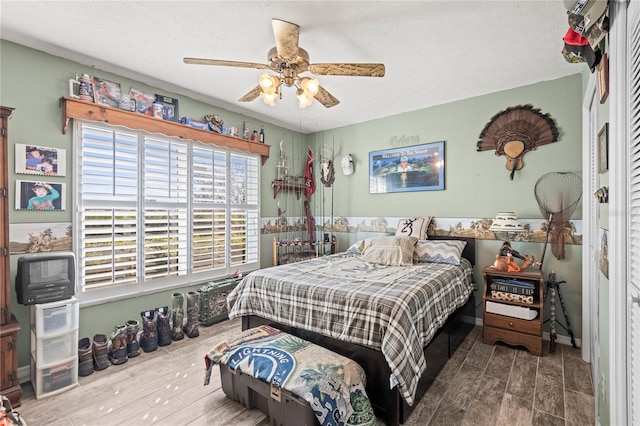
[15,252,76,305]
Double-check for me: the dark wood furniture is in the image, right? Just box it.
[482,266,544,356]
[1,106,22,407]
[242,236,476,426]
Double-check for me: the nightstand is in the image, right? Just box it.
[482,266,544,356]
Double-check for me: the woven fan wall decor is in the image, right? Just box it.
[477,104,559,180]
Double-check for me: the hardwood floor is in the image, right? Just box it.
[17,318,595,425]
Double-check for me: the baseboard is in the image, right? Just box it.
[18,365,30,384]
[16,318,583,385]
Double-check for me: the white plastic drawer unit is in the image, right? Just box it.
[30,297,79,337]
[30,356,78,398]
[31,328,78,367]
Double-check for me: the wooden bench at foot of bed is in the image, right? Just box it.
[242,294,475,426]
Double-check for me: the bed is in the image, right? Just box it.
[227,234,476,426]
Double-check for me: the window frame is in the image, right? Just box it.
[73,120,260,305]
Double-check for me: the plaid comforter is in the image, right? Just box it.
[227,252,474,406]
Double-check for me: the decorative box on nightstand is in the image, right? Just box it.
[482,266,544,356]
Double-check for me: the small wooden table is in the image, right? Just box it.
[482,266,544,356]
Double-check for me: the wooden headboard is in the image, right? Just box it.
[354,232,476,266]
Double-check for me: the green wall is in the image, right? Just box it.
[2,40,584,371]
[1,40,305,368]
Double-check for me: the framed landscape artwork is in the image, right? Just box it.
[369,141,445,194]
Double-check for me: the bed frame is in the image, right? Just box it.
[241,236,476,426]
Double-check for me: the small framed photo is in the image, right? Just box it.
[129,87,155,116]
[93,77,122,108]
[598,53,609,104]
[155,94,179,122]
[15,180,66,211]
[598,123,609,174]
[15,144,66,176]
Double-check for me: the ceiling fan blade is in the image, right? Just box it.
[184,57,269,70]
[239,85,262,102]
[309,63,385,77]
[314,85,340,108]
[272,19,300,62]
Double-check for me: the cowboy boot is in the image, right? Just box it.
[156,306,172,347]
[183,291,200,338]
[140,309,158,352]
[126,319,140,358]
[78,337,94,377]
[107,325,128,365]
[92,334,110,371]
[171,292,185,341]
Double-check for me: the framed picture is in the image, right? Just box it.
[598,53,609,104]
[369,141,445,194]
[93,76,121,108]
[598,123,609,174]
[15,180,66,211]
[155,94,179,122]
[129,87,155,116]
[9,222,72,254]
[15,144,66,176]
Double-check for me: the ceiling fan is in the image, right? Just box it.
[183,18,385,109]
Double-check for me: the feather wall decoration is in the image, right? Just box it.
[477,104,559,180]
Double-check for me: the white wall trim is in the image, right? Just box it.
[609,1,630,425]
[581,73,598,366]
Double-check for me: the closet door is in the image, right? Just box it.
[628,1,640,424]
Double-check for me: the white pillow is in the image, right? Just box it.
[395,217,432,240]
[414,240,467,265]
[361,236,418,266]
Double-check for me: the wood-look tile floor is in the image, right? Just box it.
[16,319,595,425]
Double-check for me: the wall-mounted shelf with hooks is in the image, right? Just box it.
[272,179,307,199]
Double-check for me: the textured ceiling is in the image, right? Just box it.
[0,1,580,134]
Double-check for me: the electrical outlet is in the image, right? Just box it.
[601,373,606,402]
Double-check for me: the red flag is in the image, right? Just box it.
[304,148,315,199]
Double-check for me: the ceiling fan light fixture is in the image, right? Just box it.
[259,73,280,94]
[299,77,319,96]
[259,90,277,106]
[297,91,314,109]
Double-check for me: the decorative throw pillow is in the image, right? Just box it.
[360,236,418,266]
[395,217,432,240]
[346,240,365,255]
[414,240,467,265]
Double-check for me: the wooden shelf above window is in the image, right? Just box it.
[60,97,270,165]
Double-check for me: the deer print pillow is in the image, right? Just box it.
[394,217,432,240]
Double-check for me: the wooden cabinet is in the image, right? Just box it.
[0,106,22,406]
[482,266,544,356]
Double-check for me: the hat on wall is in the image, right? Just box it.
[561,28,602,73]
[341,154,354,176]
[564,0,609,49]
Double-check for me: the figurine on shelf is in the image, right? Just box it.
[491,241,537,272]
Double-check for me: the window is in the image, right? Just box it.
[74,121,259,303]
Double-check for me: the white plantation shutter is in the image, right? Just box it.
[143,138,189,281]
[75,121,260,301]
[80,208,137,288]
[192,208,227,272]
[192,145,228,272]
[230,154,259,265]
[80,125,138,201]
